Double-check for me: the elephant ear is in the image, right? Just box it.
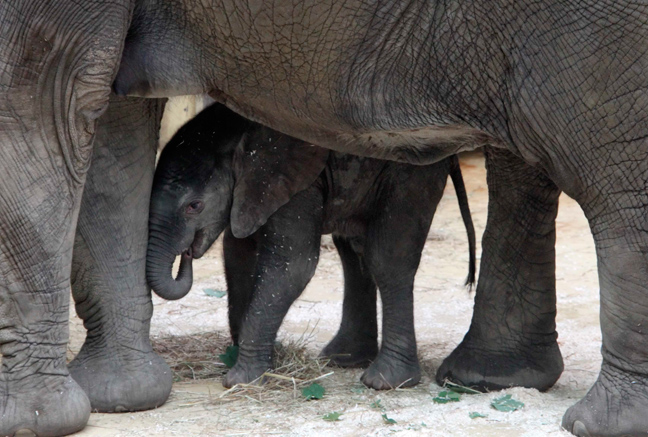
[230,127,329,238]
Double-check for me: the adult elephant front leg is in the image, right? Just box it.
[0,2,131,434]
[223,188,323,387]
[69,95,172,412]
[437,147,564,391]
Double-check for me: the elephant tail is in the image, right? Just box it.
[449,155,476,290]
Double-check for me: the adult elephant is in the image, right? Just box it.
[114,2,648,436]
[0,1,632,437]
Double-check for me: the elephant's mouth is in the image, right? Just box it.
[190,229,207,259]
[181,246,193,261]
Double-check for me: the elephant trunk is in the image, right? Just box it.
[147,225,194,300]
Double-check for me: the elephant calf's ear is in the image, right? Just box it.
[230,129,329,238]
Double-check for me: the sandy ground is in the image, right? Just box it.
[67,150,601,436]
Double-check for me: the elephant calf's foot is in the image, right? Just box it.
[436,338,563,392]
[0,374,90,436]
[320,334,378,368]
[222,359,271,388]
[360,352,420,390]
[69,344,172,412]
[562,364,648,437]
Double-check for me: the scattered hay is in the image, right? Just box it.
[217,329,335,403]
[152,327,335,404]
[152,331,230,381]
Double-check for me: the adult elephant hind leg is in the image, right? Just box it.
[320,236,378,368]
[437,147,564,392]
[560,150,648,436]
[68,95,172,412]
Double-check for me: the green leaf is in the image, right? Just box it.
[370,400,383,410]
[433,390,461,404]
[443,381,482,395]
[350,386,366,394]
[218,345,239,368]
[323,412,342,421]
[381,413,397,425]
[302,383,325,400]
[204,288,226,298]
[491,394,524,412]
[469,412,488,419]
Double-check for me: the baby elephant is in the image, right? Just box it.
[147,103,475,389]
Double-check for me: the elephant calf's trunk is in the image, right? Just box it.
[147,247,194,300]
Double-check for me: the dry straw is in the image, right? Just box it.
[151,325,336,404]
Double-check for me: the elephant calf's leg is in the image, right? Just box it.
[437,147,563,392]
[68,96,173,412]
[360,167,446,390]
[223,228,259,345]
[223,188,323,388]
[320,236,378,367]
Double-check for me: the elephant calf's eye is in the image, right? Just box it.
[186,201,204,215]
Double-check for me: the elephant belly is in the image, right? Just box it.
[320,153,386,237]
[322,218,368,239]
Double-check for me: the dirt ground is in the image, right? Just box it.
[68,149,600,436]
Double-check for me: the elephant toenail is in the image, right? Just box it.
[572,420,591,437]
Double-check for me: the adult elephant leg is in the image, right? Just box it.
[0,2,130,434]
[437,147,564,391]
[560,150,648,436]
[68,95,172,412]
[0,181,92,437]
[320,236,378,367]
[223,227,259,345]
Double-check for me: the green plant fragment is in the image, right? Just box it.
[491,394,524,412]
[444,381,482,394]
[382,413,397,425]
[218,345,239,368]
[302,383,325,400]
[433,390,461,403]
[203,288,226,298]
[469,412,488,419]
[323,412,342,421]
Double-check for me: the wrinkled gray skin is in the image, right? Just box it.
[1,0,643,435]
[147,103,476,390]
[0,2,173,436]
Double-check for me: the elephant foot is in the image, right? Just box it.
[69,343,172,412]
[562,363,648,436]
[0,373,90,436]
[320,334,378,368]
[436,337,563,392]
[360,353,420,390]
[222,359,271,388]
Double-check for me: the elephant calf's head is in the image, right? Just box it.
[147,103,329,300]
